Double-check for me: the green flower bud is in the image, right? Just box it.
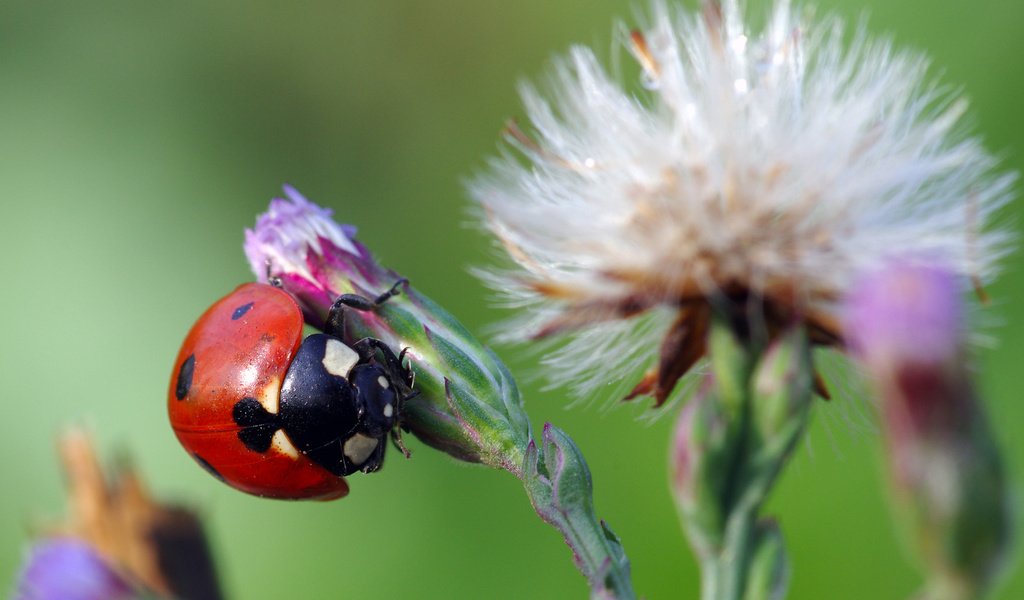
[244,186,531,469]
[671,380,732,558]
[525,424,633,598]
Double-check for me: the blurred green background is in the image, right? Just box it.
[2,1,1021,598]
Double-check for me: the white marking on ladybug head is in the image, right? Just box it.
[323,338,359,378]
[383,403,394,418]
[377,375,389,389]
[272,429,300,459]
[343,433,379,466]
[257,375,282,415]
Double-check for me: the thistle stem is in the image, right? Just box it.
[522,423,636,600]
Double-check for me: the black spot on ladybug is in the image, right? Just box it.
[259,332,276,344]
[233,397,278,453]
[231,301,255,320]
[175,354,195,400]
[192,453,225,482]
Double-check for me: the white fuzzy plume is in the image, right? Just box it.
[469,0,1015,403]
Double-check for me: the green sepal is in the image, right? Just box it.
[675,389,733,558]
[742,520,790,600]
[706,313,757,415]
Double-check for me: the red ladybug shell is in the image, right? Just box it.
[168,283,349,500]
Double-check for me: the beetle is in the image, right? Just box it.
[167,280,415,500]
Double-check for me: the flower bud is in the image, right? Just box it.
[673,319,813,537]
[244,187,533,470]
[524,424,633,597]
[844,262,1010,600]
[670,380,731,558]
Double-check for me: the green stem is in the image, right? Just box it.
[523,423,635,599]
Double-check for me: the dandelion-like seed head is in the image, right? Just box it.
[470,0,1014,406]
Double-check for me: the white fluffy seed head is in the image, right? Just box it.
[469,0,1015,405]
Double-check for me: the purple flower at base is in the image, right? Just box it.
[15,538,136,600]
[844,262,1010,600]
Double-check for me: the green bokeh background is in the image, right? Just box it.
[2,1,1021,598]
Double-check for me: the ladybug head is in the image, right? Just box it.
[350,341,418,438]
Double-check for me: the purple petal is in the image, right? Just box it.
[244,186,359,283]
[843,261,965,368]
[15,538,135,600]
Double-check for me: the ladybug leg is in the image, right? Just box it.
[391,427,412,459]
[351,337,407,377]
[335,278,407,311]
[324,279,408,339]
[371,278,407,305]
[264,259,283,288]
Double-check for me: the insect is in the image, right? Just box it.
[167,280,415,500]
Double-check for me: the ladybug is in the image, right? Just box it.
[168,280,415,500]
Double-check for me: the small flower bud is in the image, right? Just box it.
[15,539,136,600]
[245,187,533,471]
[844,262,1010,600]
[670,381,731,558]
[524,424,633,597]
[673,319,813,521]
